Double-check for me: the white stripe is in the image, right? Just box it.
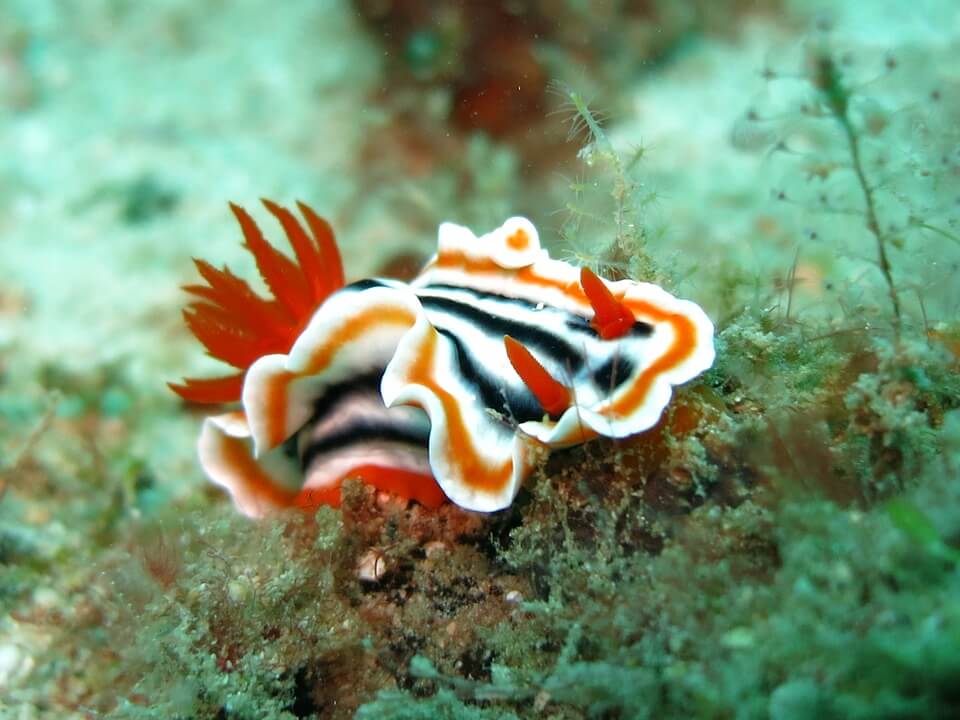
[302,443,431,492]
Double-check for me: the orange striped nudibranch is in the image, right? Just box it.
[171,202,715,516]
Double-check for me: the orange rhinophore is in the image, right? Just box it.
[503,335,572,416]
[580,266,636,340]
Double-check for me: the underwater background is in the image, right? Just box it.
[1,0,959,717]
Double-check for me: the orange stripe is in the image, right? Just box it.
[262,369,297,449]
[217,432,296,510]
[436,250,588,306]
[219,434,445,514]
[435,250,702,426]
[506,228,530,250]
[404,325,514,494]
[610,300,698,419]
[302,305,418,374]
[260,304,418,448]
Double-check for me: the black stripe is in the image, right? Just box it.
[419,293,586,374]
[591,353,635,392]
[306,370,385,428]
[300,420,429,472]
[345,278,390,293]
[436,328,544,424]
[422,282,653,344]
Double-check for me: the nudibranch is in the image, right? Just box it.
[172,201,714,516]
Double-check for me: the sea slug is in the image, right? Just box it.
[172,201,714,515]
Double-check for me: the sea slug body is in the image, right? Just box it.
[172,201,715,515]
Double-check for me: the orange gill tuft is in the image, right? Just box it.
[169,200,345,404]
